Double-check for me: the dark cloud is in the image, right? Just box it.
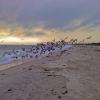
[34,32,45,36]
[0,0,100,30]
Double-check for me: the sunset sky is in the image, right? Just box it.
[0,0,100,44]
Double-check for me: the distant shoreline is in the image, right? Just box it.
[0,43,100,46]
[74,43,100,46]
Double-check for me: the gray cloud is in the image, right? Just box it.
[0,0,100,31]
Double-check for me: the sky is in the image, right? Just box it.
[0,0,100,44]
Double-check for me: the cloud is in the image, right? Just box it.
[0,0,100,28]
[0,0,100,43]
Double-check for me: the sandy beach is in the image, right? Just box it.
[0,45,100,100]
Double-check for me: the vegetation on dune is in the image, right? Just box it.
[58,35,100,45]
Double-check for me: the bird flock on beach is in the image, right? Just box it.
[3,40,71,61]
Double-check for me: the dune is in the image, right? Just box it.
[0,45,100,100]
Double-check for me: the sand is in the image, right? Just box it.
[0,45,100,100]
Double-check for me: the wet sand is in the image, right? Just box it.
[0,45,100,100]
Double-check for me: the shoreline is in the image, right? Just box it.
[0,45,100,100]
[0,58,37,71]
[0,44,72,71]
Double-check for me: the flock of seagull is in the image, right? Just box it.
[3,40,72,62]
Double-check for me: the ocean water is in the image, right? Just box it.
[0,45,32,64]
[0,44,72,65]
